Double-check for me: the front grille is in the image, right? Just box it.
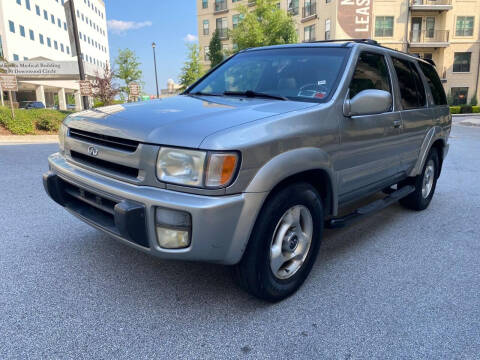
[69,128,139,152]
[71,150,139,179]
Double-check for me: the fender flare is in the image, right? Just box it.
[408,126,446,177]
[245,147,338,215]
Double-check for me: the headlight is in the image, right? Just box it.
[58,123,67,153]
[156,147,239,188]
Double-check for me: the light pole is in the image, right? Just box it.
[152,42,160,98]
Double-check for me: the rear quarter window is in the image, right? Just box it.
[392,57,427,110]
[418,62,447,105]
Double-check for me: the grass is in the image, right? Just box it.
[0,106,72,135]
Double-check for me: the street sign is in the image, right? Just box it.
[129,82,140,97]
[79,80,92,96]
[0,74,18,91]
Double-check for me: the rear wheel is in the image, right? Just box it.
[234,183,324,302]
[399,149,439,211]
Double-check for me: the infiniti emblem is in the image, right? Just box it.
[88,146,99,157]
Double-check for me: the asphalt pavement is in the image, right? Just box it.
[0,123,479,359]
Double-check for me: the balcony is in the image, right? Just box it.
[409,29,449,47]
[302,2,317,22]
[410,0,452,11]
[214,0,228,14]
[216,28,229,40]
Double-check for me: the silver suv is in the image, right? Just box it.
[44,40,451,301]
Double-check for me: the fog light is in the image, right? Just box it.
[156,227,190,249]
[155,207,191,249]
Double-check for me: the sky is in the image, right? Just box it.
[105,0,198,95]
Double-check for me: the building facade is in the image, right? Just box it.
[197,0,480,105]
[0,0,110,109]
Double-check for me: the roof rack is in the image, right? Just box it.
[306,39,379,46]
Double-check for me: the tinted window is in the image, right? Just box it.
[189,48,349,103]
[349,52,391,99]
[418,62,447,105]
[392,57,426,110]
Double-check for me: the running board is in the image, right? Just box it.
[326,185,415,229]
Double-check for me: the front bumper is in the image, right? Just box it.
[44,153,266,265]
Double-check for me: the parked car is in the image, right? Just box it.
[19,101,45,109]
[43,40,451,301]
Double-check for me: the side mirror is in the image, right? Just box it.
[343,89,392,117]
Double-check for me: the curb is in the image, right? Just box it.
[0,135,58,144]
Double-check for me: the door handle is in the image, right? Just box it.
[393,120,401,128]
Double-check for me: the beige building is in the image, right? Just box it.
[197,0,480,105]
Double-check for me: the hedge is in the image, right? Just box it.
[0,106,70,135]
[450,106,480,114]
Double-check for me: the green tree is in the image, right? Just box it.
[179,43,204,90]
[209,29,224,68]
[114,49,142,98]
[231,0,297,51]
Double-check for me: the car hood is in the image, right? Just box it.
[64,95,317,148]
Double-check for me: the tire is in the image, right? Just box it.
[234,182,324,302]
[399,148,439,211]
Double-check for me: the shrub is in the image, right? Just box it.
[460,105,473,114]
[449,106,461,114]
[0,106,68,134]
[472,106,480,113]
[470,96,478,106]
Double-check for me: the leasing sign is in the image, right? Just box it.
[338,0,372,39]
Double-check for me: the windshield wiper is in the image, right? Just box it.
[223,90,287,101]
[188,91,223,97]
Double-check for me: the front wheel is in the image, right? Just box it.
[234,183,324,302]
[400,149,439,211]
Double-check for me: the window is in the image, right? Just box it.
[392,57,426,109]
[25,0,30,10]
[202,0,208,8]
[29,29,34,40]
[54,40,58,50]
[418,62,447,105]
[13,54,19,61]
[456,16,474,36]
[423,53,432,60]
[77,9,80,17]
[204,46,210,61]
[9,20,15,33]
[35,5,40,15]
[215,0,227,12]
[51,15,55,24]
[375,16,394,37]
[216,17,228,39]
[44,10,48,20]
[20,25,25,37]
[303,0,315,17]
[47,37,51,47]
[349,52,391,99]
[453,52,471,72]
[39,34,44,44]
[58,19,61,28]
[66,46,70,54]
[325,19,331,40]
[60,43,64,52]
[451,87,468,105]
[64,22,67,30]
[288,0,299,15]
[233,15,243,28]
[425,17,435,38]
[16,0,21,5]
[304,24,315,42]
[24,56,28,60]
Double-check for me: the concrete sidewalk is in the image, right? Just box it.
[0,135,58,144]
[452,114,480,126]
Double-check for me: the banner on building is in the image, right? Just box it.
[337,0,372,39]
[0,74,18,91]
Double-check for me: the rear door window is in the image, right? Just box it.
[349,52,391,99]
[418,62,447,105]
[392,57,427,110]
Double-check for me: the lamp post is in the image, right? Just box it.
[152,42,160,99]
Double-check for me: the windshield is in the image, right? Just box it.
[188,47,350,102]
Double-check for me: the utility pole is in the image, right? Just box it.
[152,42,160,98]
[68,0,89,109]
